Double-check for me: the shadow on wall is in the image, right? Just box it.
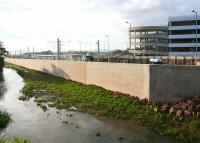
[42,64,70,80]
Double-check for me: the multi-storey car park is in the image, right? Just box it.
[129,26,168,56]
[128,15,200,57]
[168,15,200,56]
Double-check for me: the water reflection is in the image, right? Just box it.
[0,72,6,100]
[0,68,179,143]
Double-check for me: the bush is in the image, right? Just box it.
[0,111,10,129]
[0,136,30,143]
[0,58,4,73]
[189,120,200,133]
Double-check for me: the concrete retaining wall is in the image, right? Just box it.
[86,62,149,99]
[6,58,86,83]
[150,65,200,102]
[5,58,150,100]
[5,58,200,102]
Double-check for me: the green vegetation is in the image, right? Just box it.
[118,136,124,141]
[96,132,101,137]
[0,136,30,143]
[0,42,8,73]
[0,111,10,129]
[0,58,4,72]
[5,63,200,143]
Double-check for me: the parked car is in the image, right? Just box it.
[81,55,94,61]
[149,58,162,64]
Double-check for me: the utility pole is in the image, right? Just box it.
[106,35,110,62]
[27,47,30,59]
[20,50,22,58]
[126,22,132,50]
[192,10,198,63]
[47,38,63,60]
[32,47,35,59]
[97,40,100,62]
[57,38,61,60]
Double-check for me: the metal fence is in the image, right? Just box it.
[7,54,200,65]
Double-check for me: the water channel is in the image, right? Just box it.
[0,68,178,143]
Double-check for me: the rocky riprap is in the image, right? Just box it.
[20,88,200,120]
[141,96,200,119]
[18,95,30,101]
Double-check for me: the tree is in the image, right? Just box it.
[0,42,8,72]
[0,42,8,57]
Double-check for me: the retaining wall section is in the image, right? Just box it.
[5,58,150,100]
[85,62,150,99]
[150,65,200,102]
[5,58,200,102]
[5,58,86,83]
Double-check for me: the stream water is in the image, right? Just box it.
[0,68,179,143]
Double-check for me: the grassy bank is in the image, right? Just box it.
[6,63,200,143]
[0,136,30,143]
[0,111,10,129]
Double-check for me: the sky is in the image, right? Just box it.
[0,0,200,54]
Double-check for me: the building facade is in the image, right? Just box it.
[129,15,200,56]
[130,26,168,56]
[168,15,200,56]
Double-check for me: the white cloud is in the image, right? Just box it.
[0,0,200,52]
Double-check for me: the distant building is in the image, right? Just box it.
[130,26,168,56]
[32,54,57,60]
[66,54,83,61]
[168,15,200,56]
[65,54,94,61]
[129,15,200,56]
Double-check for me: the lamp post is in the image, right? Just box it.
[192,10,198,63]
[105,35,110,62]
[126,22,132,51]
[27,47,30,59]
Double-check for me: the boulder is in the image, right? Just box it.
[153,107,159,112]
[68,106,77,111]
[162,104,170,112]
[180,103,188,110]
[195,104,200,110]
[169,107,176,114]
[197,112,200,118]
[186,99,193,105]
[183,110,191,116]
[19,95,29,101]
[176,110,183,117]
[173,104,181,110]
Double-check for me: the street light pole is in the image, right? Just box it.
[126,22,132,51]
[27,47,29,59]
[57,38,61,60]
[105,35,110,62]
[97,40,100,62]
[192,10,198,63]
[20,50,21,58]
